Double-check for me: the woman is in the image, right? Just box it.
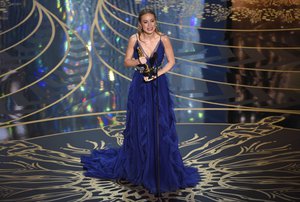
[81,8,200,194]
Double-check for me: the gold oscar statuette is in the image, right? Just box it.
[137,47,150,74]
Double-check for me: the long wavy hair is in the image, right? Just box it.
[137,8,161,41]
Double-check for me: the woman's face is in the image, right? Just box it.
[139,13,156,34]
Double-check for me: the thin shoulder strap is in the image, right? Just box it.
[136,33,139,42]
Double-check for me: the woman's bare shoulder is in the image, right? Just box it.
[160,34,170,42]
[129,34,138,42]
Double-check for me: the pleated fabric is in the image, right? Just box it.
[81,37,200,194]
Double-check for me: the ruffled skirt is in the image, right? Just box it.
[81,71,200,194]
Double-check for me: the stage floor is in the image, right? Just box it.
[1,115,300,201]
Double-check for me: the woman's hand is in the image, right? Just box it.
[144,75,157,82]
[138,56,147,65]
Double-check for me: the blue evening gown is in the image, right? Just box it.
[81,35,200,194]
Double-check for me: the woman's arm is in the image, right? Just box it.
[157,35,175,77]
[124,35,143,67]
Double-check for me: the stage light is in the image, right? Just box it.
[64,41,68,51]
[99,80,104,91]
[97,116,104,127]
[86,41,92,51]
[86,105,93,112]
[198,112,203,118]
[109,70,115,81]
[65,0,71,12]
[56,0,61,9]
[38,81,46,87]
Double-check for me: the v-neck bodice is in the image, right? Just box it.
[133,35,165,68]
[137,39,161,59]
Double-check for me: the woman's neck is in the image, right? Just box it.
[141,32,157,41]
